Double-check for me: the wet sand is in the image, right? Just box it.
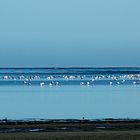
[0,119,140,139]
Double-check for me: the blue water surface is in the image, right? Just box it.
[0,68,140,120]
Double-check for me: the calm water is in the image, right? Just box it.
[0,68,140,120]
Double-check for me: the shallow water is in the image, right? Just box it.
[0,85,140,120]
[0,68,140,120]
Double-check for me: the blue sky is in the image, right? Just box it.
[0,0,140,67]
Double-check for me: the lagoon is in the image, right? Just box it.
[0,84,140,120]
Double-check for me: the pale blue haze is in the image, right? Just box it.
[0,0,140,67]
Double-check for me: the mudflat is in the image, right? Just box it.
[1,119,140,140]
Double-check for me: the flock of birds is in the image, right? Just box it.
[0,74,140,87]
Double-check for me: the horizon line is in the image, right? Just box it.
[0,66,140,69]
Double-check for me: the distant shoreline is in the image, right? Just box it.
[1,119,140,133]
[0,67,140,69]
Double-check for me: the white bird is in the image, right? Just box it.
[80,82,84,86]
[49,82,53,86]
[56,81,59,85]
[40,82,45,86]
[117,82,120,85]
[109,82,113,85]
[47,76,53,80]
[87,82,90,86]
[91,78,95,82]
[24,81,27,84]
[4,76,8,79]
[133,81,136,85]
[25,78,29,81]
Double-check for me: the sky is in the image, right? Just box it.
[0,0,140,67]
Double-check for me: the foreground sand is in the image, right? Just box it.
[0,131,140,140]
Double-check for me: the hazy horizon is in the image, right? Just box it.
[0,0,140,67]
